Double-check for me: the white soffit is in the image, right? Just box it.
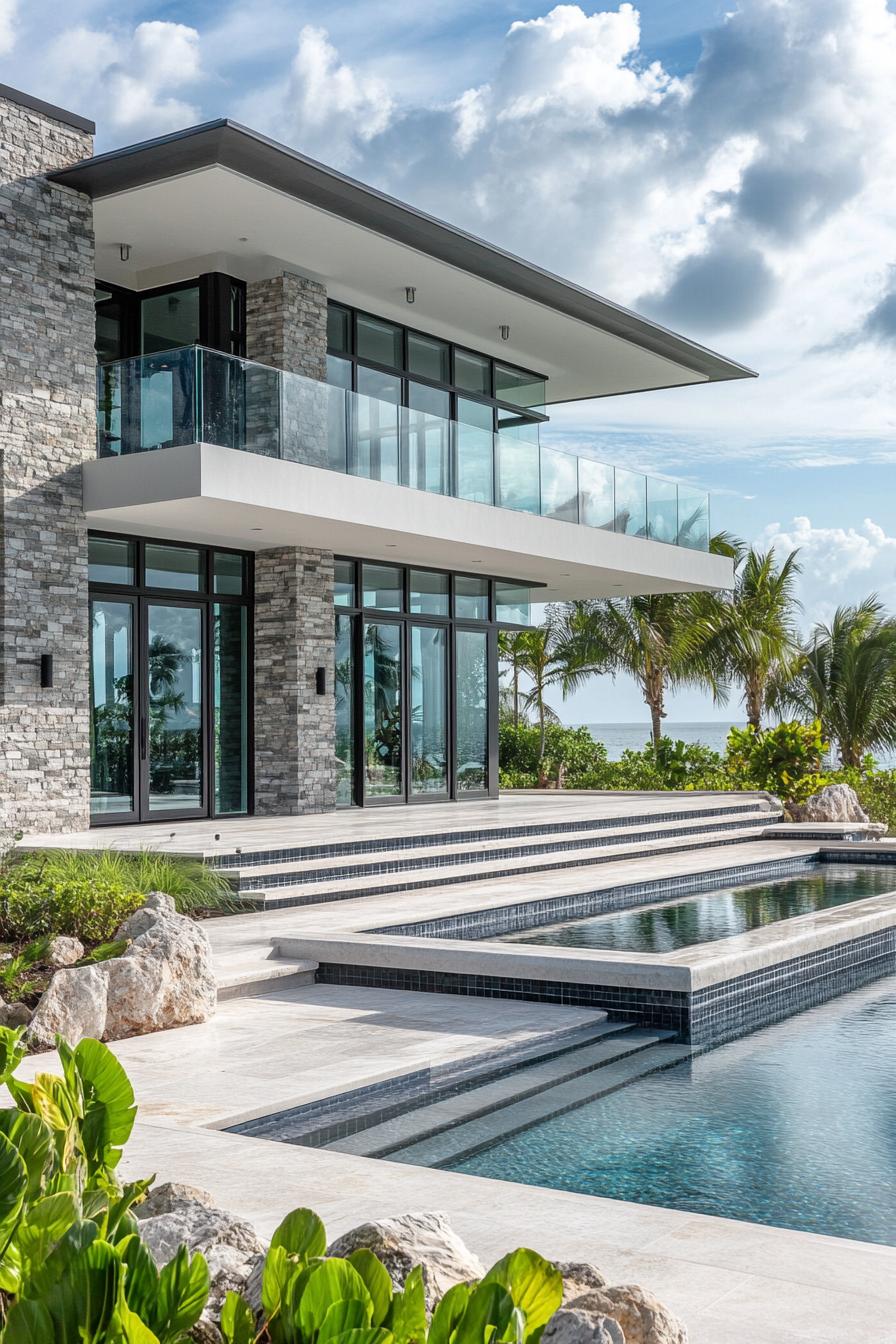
[93,166,709,404]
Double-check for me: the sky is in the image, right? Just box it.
[3,0,896,727]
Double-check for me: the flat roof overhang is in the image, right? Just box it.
[83,444,734,601]
[53,121,756,405]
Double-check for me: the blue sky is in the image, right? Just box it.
[3,0,895,726]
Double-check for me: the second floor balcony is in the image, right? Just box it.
[96,345,711,552]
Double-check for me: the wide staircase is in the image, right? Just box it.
[214,795,781,910]
[231,1012,690,1164]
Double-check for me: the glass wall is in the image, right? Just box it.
[335,560,510,805]
[88,533,252,824]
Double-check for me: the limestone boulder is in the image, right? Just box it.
[104,895,216,1038]
[26,964,108,1050]
[556,1262,609,1304]
[328,1212,485,1310]
[571,1286,687,1344]
[0,999,32,1029]
[542,1308,625,1344]
[46,935,85,968]
[789,783,869,824]
[138,1185,265,1328]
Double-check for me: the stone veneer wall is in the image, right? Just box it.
[0,92,95,833]
[246,272,337,815]
[253,547,336,815]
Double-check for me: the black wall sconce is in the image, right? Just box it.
[40,654,54,689]
[315,667,327,695]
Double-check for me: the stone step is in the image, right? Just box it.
[209,798,777,870]
[249,823,773,909]
[231,810,774,892]
[327,1023,664,1157]
[385,1040,692,1169]
[216,958,319,1001]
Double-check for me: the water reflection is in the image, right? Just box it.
[499,865,896,952]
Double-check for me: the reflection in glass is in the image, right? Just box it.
[214,604,248,815]
[362,564,403,611]
[410,625,448,796]
[410,570,449,616]
[456,397,494,504]
[496,584,531,626]
[456,629,488,793]
[647,477,678,544]
[145,544,202,591]
[454,348,491,396]
[408,332,450,383]
[405,383,450,493]
[355,367,400,483]
[677,487,710,551]
[147,604,203,813]
[614,468,647,536]
[496,433,540,514]
[540,447,580,522]
[90,600,134,817]
[335,614,355,806]
[140,285,200,354]
[327,305,351,354]
[364,622,402,798]
[214,552,244,595]
[334,559,355,607]
[88,535,135,586]
[495,363,546,413]
[455,576,490,621]
[579,459,615,530]
[356,315,403,368]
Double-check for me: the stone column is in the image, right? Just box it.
[246,271,337,815]
[0,87,95,834]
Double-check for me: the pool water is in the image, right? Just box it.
[496,864,896,953]
[451,977,896,1245]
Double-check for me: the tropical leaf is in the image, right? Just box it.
[428,1282,472,1344]
[2,1297,54,1343]
[40,1236,122,1343]
[0,1110,54,1202]
[346,1249,394,1327]
[387,1266,427,1344]
[71,1038,137,1177]
[482,1250,562,1342]
[155,1245,210,1342]
[299,1260,372,1339]
[326,1330,394,1344]
[452,1281,515,1344]
[270,1206,327,1262]
[319,1297,374,1343]
[16,1192,80,1286]
[0,1026,27,1085]
[26,1219,99,1296]
[0,1128,28,1244]
[119,1231,160,1322]
[220,1290,257,1344]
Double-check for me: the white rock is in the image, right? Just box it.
[790,783,869,824]
[542,1308,625,1344]
[104,905,216,1039]
[571,1286,687,1344]
[27,965,108,1050]
[46,935,84,968]
[0,1001,33,1028]
[328,1211,485,1311]
[556,1262,608,1304]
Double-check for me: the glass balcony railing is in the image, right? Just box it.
[96,345,711,552]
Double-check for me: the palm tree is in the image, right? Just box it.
[498,621,582,778]
[497,630,526,728]
[558,588,726,750]
[702,546,803,731]
[774,597,896,767]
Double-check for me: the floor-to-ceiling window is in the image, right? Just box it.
[334,559,529,806]
[88,532,252,825]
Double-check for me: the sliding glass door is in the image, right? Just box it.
[144,602,205,817]
[410,624,448,796]
[363,621,403,800]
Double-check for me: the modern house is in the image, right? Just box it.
[0,84,751,833]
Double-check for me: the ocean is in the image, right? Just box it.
[579,721,896,769]
[578,721,742,759]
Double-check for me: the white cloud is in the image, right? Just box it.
[42,20,202,135]
[759,516,896,628]
[0,0,16,56]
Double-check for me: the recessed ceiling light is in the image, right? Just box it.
[250,527,263,532]
[386,544,397,548]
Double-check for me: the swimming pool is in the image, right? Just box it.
[450,975,896,1245]
[496,864,896,953]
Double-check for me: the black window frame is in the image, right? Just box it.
[94,273,248,364]
[87,529,254,826]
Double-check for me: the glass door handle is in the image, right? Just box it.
[140,715,148,761]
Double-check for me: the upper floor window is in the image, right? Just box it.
[95,274,247,365]
[325,302,547,437]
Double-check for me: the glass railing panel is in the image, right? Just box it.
[95,348,711,551]
[677,485,710,551]
[579,457,615,529]
[456,422,494,504]
[646,476,678,545]
[540,446,580,523]
[351,388,401,484]
[97,347,198,457]
[614,466,647,537]
[496,431,540,514]
[401,405,451,495]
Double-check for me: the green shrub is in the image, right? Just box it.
[724,720,830,803]
[0,1028,566,1344]
[0,862,143,943]
[498,721,609,787]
